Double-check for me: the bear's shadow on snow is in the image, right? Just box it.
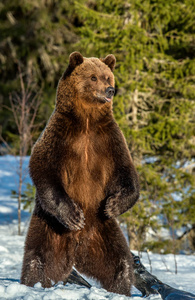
[0,278,20,283]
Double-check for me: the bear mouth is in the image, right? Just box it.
[104,97,112,103]
[96,93,112,103]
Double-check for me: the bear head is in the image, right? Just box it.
[56,52,116,116]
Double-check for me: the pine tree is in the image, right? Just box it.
[74,0,195,252]
[0,0,79,147]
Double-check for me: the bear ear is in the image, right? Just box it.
[101,54,116,72]
[69,52,84,69]
[63,52,84,79]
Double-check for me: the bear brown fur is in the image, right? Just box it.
[21,52,140,296]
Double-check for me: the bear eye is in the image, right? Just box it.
[91,76,97,81]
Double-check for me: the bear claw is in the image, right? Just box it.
[105,196,120,218]
[65,212,85,231]
[63,202,85,231]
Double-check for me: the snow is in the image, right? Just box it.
[0,155,195,299]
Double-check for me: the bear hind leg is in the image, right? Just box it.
[21,254,50,287]
[74,221,134,296]
[21,215,75,288]
[107,256,133,296]
[21,249,74,288]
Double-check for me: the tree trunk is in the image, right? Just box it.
[18,154,23,235]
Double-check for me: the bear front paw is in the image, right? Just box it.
[65,202,85,231]
[105,196,120,218]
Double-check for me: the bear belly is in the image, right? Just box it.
[62,133,113,213]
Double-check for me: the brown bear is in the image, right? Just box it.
[21,52,140,296]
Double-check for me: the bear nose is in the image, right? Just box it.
[105,86,115,98]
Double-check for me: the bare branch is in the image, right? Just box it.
[2,60,42,235]
[9,93,20,130]
[0,135,15,155]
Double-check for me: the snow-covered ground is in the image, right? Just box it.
[0,155,195,299]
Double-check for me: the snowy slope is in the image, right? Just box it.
[0,155,195,299]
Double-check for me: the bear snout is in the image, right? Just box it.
[105,86,115,99]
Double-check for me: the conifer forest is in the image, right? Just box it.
[0,0,195,254]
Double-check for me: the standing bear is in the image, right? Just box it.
[21,52,140,296]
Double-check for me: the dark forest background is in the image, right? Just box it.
[0,0,195,253]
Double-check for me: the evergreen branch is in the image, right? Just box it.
[177,225,195,241]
